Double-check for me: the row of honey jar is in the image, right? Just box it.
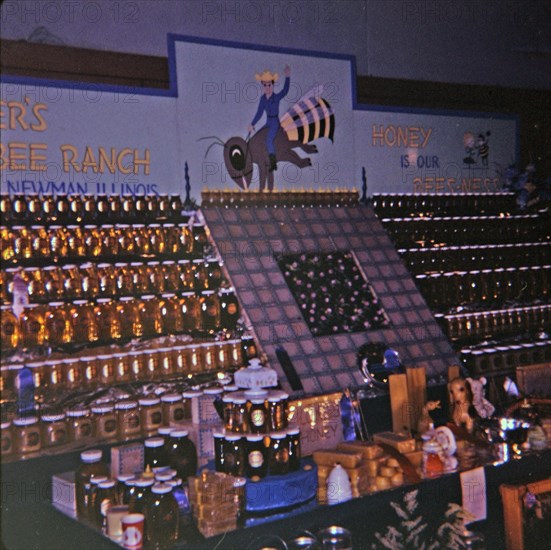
[1,258,225,303]
[222,389,290,434]
[0,194,187,225]
[0,341,244,396]
[1,388,220,459]
[1,222,208,263]
[214,428,301,478]
[1,290,240,350]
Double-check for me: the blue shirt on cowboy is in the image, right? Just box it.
[251,76,290,156]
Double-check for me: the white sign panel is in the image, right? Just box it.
[1,35,519,199]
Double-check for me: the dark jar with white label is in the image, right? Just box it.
[245,434,268,479]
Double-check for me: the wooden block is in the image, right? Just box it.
[373,432,416,454]
[500,478,551,550]
[406,366,427,432]
[336,441,384,460]
[389,373,410,432]
[312,449,363,469]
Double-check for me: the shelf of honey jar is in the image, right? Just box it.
[0,258,227,304]
[0,371,239,463]
[0,193,189,226]
[0,221,211,267]
[0,337,246,402]
[0,288,241,355]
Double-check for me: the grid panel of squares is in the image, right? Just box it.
[202,204,457,395]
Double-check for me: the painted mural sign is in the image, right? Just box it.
[0,35,518,199]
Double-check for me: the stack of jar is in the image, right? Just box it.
[2,389,209,461]
[0,287,240,352]
[214,388,302,479]
[2,258,228,304]
[0,193,187,225]
[1,341,242,400]
[74,447,182,547]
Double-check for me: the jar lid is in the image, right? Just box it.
[81,449,103,463]
[117,474,135,482]
[90,476,108,485]
[222,395,235,403]
[98,479,116,489]
[271,390,289,400]
[134,478,154,487]
[115,400,137,410]
[40,413,65,422]
[233,477,247,488]
[271,432,287,440]
[250,398,266,405]
[91,404,115,414]
[151,483,172,495]
[157,427,174,436]
[66,408,89,418]
[139,397,160,406]
[268,394,282,403]
[223,385,238,392]
[233,397,247,405]
[154,469,177,481]
[246,435,263,442]
[182,390,202,398]
[213,430,225,438]
[166,478,183,487]
[1,421,11,429]
[225,435,242,442]
[160,393,181,403]
[244,389,268,398]
[13,416,39,426]
[286,428,300,436]
[144,437,165,448]
[170,429,189,438]
[203,387,223,395]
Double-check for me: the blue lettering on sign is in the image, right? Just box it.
[6,180,159,196]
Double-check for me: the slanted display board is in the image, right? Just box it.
[1,35,517,200]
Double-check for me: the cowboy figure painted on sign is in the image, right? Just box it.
[248,65,291,172]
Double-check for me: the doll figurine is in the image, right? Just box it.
[448,377,476,433]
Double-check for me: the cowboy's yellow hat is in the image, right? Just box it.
[255,70,279,82]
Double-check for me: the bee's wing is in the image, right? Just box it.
[280,85,335,144]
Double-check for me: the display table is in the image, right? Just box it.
[2,439,550,550]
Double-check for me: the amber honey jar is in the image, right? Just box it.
[182,390,201,421]
[20,304,46,348]
[139,295,163,338]
[62,357,83,389]
[80,356,99,389]
[161,393,185,425]
[1,421,14,458]
[13,416,42,456]
[44,302,73,346]
[139,397,163,437]
[200,290,220,334]
[179,292,202,333]
[66,407,94,443]
[220,288,239,331]
[115,400,141,440]
[40,412,68,449]
[160,293,183,335]
[91,403,117,441]
[248,395,268,434]
[97,354,115,386]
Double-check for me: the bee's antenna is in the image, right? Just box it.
[197,136,225,144]
[203,141,224,158]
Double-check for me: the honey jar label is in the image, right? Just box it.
[104,419,117,434]
[250,409,265,427]
[248,450,264,468]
